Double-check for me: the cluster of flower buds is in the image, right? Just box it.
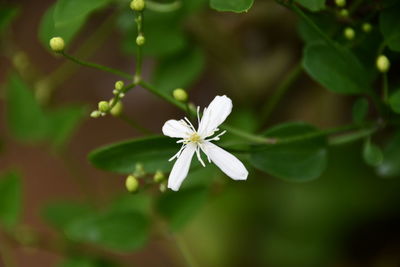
[91,81,125,118]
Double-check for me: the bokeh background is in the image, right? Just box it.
[1,0,400,266]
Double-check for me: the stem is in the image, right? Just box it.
[60,52,131,79]
[174,234,199,267]
[260,63,302,124]
[222,125,277,144]
[329,127,378,145]
[135,13,144,79]
[139,81,186,110]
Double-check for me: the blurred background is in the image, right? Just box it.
[1,0,400,266]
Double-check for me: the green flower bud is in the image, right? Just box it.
[159,182,167,193]
[135,163,145,177]
[136,35,146,46]
[344,27,355,40]
[362,23,372,33]
[125,175,139,192]
[339,9,349,17]
[98,101,109,113]
[335,0,346,7]
[153,171,165,183]
[173,88,188,102]
[130,0,145,11]
[115,80,124,90]
[49,37,65,52]
[110,101,123,117]
[90,110,101,118]
[376,55,390,73]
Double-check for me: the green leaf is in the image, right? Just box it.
[295,0,325,12]
[303,43,371,94]
[38,4,85,47]
[352,98,369,124]
[380,2,400,52]
[377,133,400,177]
[0,172,22,229]
[65,211,149,251]
[389,89,400,114]
[6,74,48,142]
[157,186,208,231]
[363,141,383,167]
[298,14,337,44]
[0,6,19,34]
[54,0,110,26]
[46,106,86,148]
[249,122,328,181]
[210,0,254,12]
[153,47,205,93]
[89,136,178,174]
[109,193,151,215]
[42,201,93,230]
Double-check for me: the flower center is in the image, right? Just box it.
[188,132,202,143]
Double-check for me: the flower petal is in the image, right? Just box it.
[168,143,196,191]
[202,142,248,180]
[198,95,232,137]
[162,119,193,138]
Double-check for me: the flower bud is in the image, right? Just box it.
[376,55,390,73]
[49,37,65,52]
[335,0,346,7]
[98,101,109,113]
[173,88,188,102]
[130,0,145,11]
[344,27,355,40]
[125,175,139,192]
[339,9,349,17]
[159,182,167,193]
[361,23,372,33]
[90,110,101,118]
[153,171,165,183]
[135,163,145,177]
[136,35,146,46]
[115,80,124,91]
[110,101,123,117]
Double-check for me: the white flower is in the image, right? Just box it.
[162,95,248,191]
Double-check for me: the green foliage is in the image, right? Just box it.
[295,0,326,12]
[0,172,22,229]
[42,201,93,230]
[250,123,328,181]
[352,98,369,124]
[157,186,208,231]
[152,46,205,93]
[362,140,383,167]
[389,89,400,114]
[0,6,19,34]
[39,5,85,47]
[89,136,177,174]
[59,256,119,267]
[379,2,400,52]
[210,0,254,12]
[303,43,371,94]
[65,210,149,251]
[6,74,86,147]
[376,133,400,177]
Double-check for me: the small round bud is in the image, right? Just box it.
[119,93,125,98]
[335,0,346,7]
[125,175,139,193]
[136,35,146,46]
[376,55,390,73]
[344,27,355,40]
[362,23,372,33]
[90,110,101,118]
[115,80,124,91]
[339,9,349,17]
[133,74,141,85]
[113,90,119,95]
[49,37,65,52]
[130,0,145,11]
[134,163,145,177]
[173,88,188,102]
[98,101,109,113]
[153,171,165,183]
[110,101,123,117]
[159,182,167,193]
